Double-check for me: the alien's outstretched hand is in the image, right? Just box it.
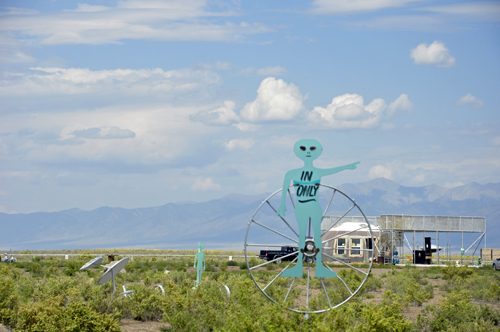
[277,204,287,217]
[347,161,360,170]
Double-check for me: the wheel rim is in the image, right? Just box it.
[244,184,375,313]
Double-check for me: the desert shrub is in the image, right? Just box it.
[63,261,81,276]
[384,269,432,306]
[15,300,121,332]
[442,264,474,280]
[440,273,500,303]
[227,260,238,266]
[414,291,500,332]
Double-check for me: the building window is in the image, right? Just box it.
[351,238,361,256]
[337,238,346,255]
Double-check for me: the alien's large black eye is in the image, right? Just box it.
[300,146,306,151]
[310,147,316,151]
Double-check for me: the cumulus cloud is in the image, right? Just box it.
[369,165,393,179]
[240,77,303,122]
[410,41,456,67]
[309,0,421,14]
[0,0,271,45]
[71,126,136,139]
[387,94,414,115]
[307,93,411,129]
[190,101,240,125]
[223,138,254,151]
[191,177,221,191]
[456,93,484,109]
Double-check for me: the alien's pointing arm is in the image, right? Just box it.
[317,162,360,177]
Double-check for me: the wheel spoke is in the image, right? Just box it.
[284,277,296,303]
[265,201,299,238]
[322,225,369,244]
[321,204,355,236]
[320,278,332,308]
[322,188,337,217]
[263,257,298,291]
[322,252,368,275]
[252,220,299,243]
[249,250,299,270]
[321,261,352,296]
[287,188,295,209]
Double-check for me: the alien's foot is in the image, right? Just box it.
[314,264,337,278]
[281,264,304,277]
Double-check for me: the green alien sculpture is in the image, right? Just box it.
[276,139,359,278]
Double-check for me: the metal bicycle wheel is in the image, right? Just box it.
[244,184,375,314]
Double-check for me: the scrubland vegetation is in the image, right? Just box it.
[0,252,499,331]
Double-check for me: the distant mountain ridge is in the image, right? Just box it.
[1,178,499,250]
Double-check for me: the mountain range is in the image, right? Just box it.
[1,178,499,251]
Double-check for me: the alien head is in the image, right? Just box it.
[294,139,323,161]
[198,242,204,251]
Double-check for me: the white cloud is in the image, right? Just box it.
[232,122,261,132]
[348,15,445,31]
[2,104,221,170]
[307,93,411,129]
[240,77,303,122]
[191,177,221,191]
[0,33,36,64]
[387,94,414,115]
[418,2,500,22]
[223,138,254,151]
[71,126,136,139]
[456,94,484,109]
[190,101,240,125]
[0,0,271,45]
[239,66,287,76]
[0,67,221,99]
[410,41,456,67]
[309,0,422,14]
[256,66,287,76]
[192,61,233,71]
[368,165,393,179]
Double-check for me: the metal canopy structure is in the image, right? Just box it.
[321,214,486,265]
[378,215,486,233]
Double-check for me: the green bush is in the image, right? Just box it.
[227,260,238,266]
[415,291,500,332]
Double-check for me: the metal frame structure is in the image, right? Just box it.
[377,215,486,265]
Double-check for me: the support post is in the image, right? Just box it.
[413,230,415,264]
[437,231,439,265]
[461,231,463,266]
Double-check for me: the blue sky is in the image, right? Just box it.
[1,0,499,213]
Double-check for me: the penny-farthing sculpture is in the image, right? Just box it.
[244,139,375,315]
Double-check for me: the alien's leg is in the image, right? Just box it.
[311,207,337,278]
[198,267,203,284]
[281,213,307,277]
